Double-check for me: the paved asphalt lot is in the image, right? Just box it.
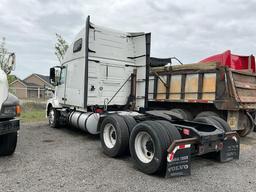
[0,122,256,192]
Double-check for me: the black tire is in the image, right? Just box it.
[48,107,60,128]
[100,115,129,157]
[129,120,172,175]
[238,128,250,137]
[194,116,223,131]
[237,116,253,137]
[155,120,181,141]
[237,112,254,137]
[121,115,137,133]
[0,132,17,156]
[196,111,219,118]
[210,116,231,132]
[170,108,193,120]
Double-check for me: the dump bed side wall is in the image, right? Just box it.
[149,63,256,110]
[148,63,219,104]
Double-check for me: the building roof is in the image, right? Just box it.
[10,73,53,87]
[23,73,53,87]
[10,78,27,87]
[34,74,50,84]
[10,78,43,88]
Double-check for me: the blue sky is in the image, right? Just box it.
[1,0,256,78]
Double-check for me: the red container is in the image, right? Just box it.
[199,50,255,72]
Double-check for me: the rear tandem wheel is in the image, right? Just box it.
[129,120,181,175]
[100,115,130,157]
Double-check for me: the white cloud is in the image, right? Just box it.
[0,0,256,78]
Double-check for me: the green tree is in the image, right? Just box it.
[0,37,8,70]
[7,74,17,84]
[0,37,15,75]
[55,33,69,63]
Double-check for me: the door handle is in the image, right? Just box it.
[62,97,67,101]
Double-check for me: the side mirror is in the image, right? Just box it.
[49,67,61,86]
[50,67,55,83]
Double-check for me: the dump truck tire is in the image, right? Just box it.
[237,121,253,137]
[170,108,193,120]
[209,116,231,132]
[129,120,175,174]
[238,128,250,137]
[100,115,129,157]
[196,111,219,118]
[194,116,224,131]
[0,132,17,156]
[236,112,253,137]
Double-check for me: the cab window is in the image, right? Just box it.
[59,67,67,85]
[73,38,82,53]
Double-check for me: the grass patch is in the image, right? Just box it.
[20,109,46,123]
[20,102,46,123]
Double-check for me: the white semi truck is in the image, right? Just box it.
[46,16,240,177]
[0,53,20,156]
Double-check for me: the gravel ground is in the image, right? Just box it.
[0,122,256,192]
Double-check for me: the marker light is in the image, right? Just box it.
[183,128,190,136]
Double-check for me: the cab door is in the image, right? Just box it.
[56,65,67,104]
[63,37,85,108]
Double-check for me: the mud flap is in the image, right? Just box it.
[165,144,191,178]
[219,134,240,162]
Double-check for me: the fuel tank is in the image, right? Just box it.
[68,111,100,135]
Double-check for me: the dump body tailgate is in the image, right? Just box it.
[228,69,256,109]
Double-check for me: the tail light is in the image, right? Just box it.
[183,128,190,136]
[95,108,103,113]
[216,142,224,150]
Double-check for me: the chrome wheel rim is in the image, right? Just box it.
[134,131,154,163]
[103,123,117,149]
[49,109,55,125]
